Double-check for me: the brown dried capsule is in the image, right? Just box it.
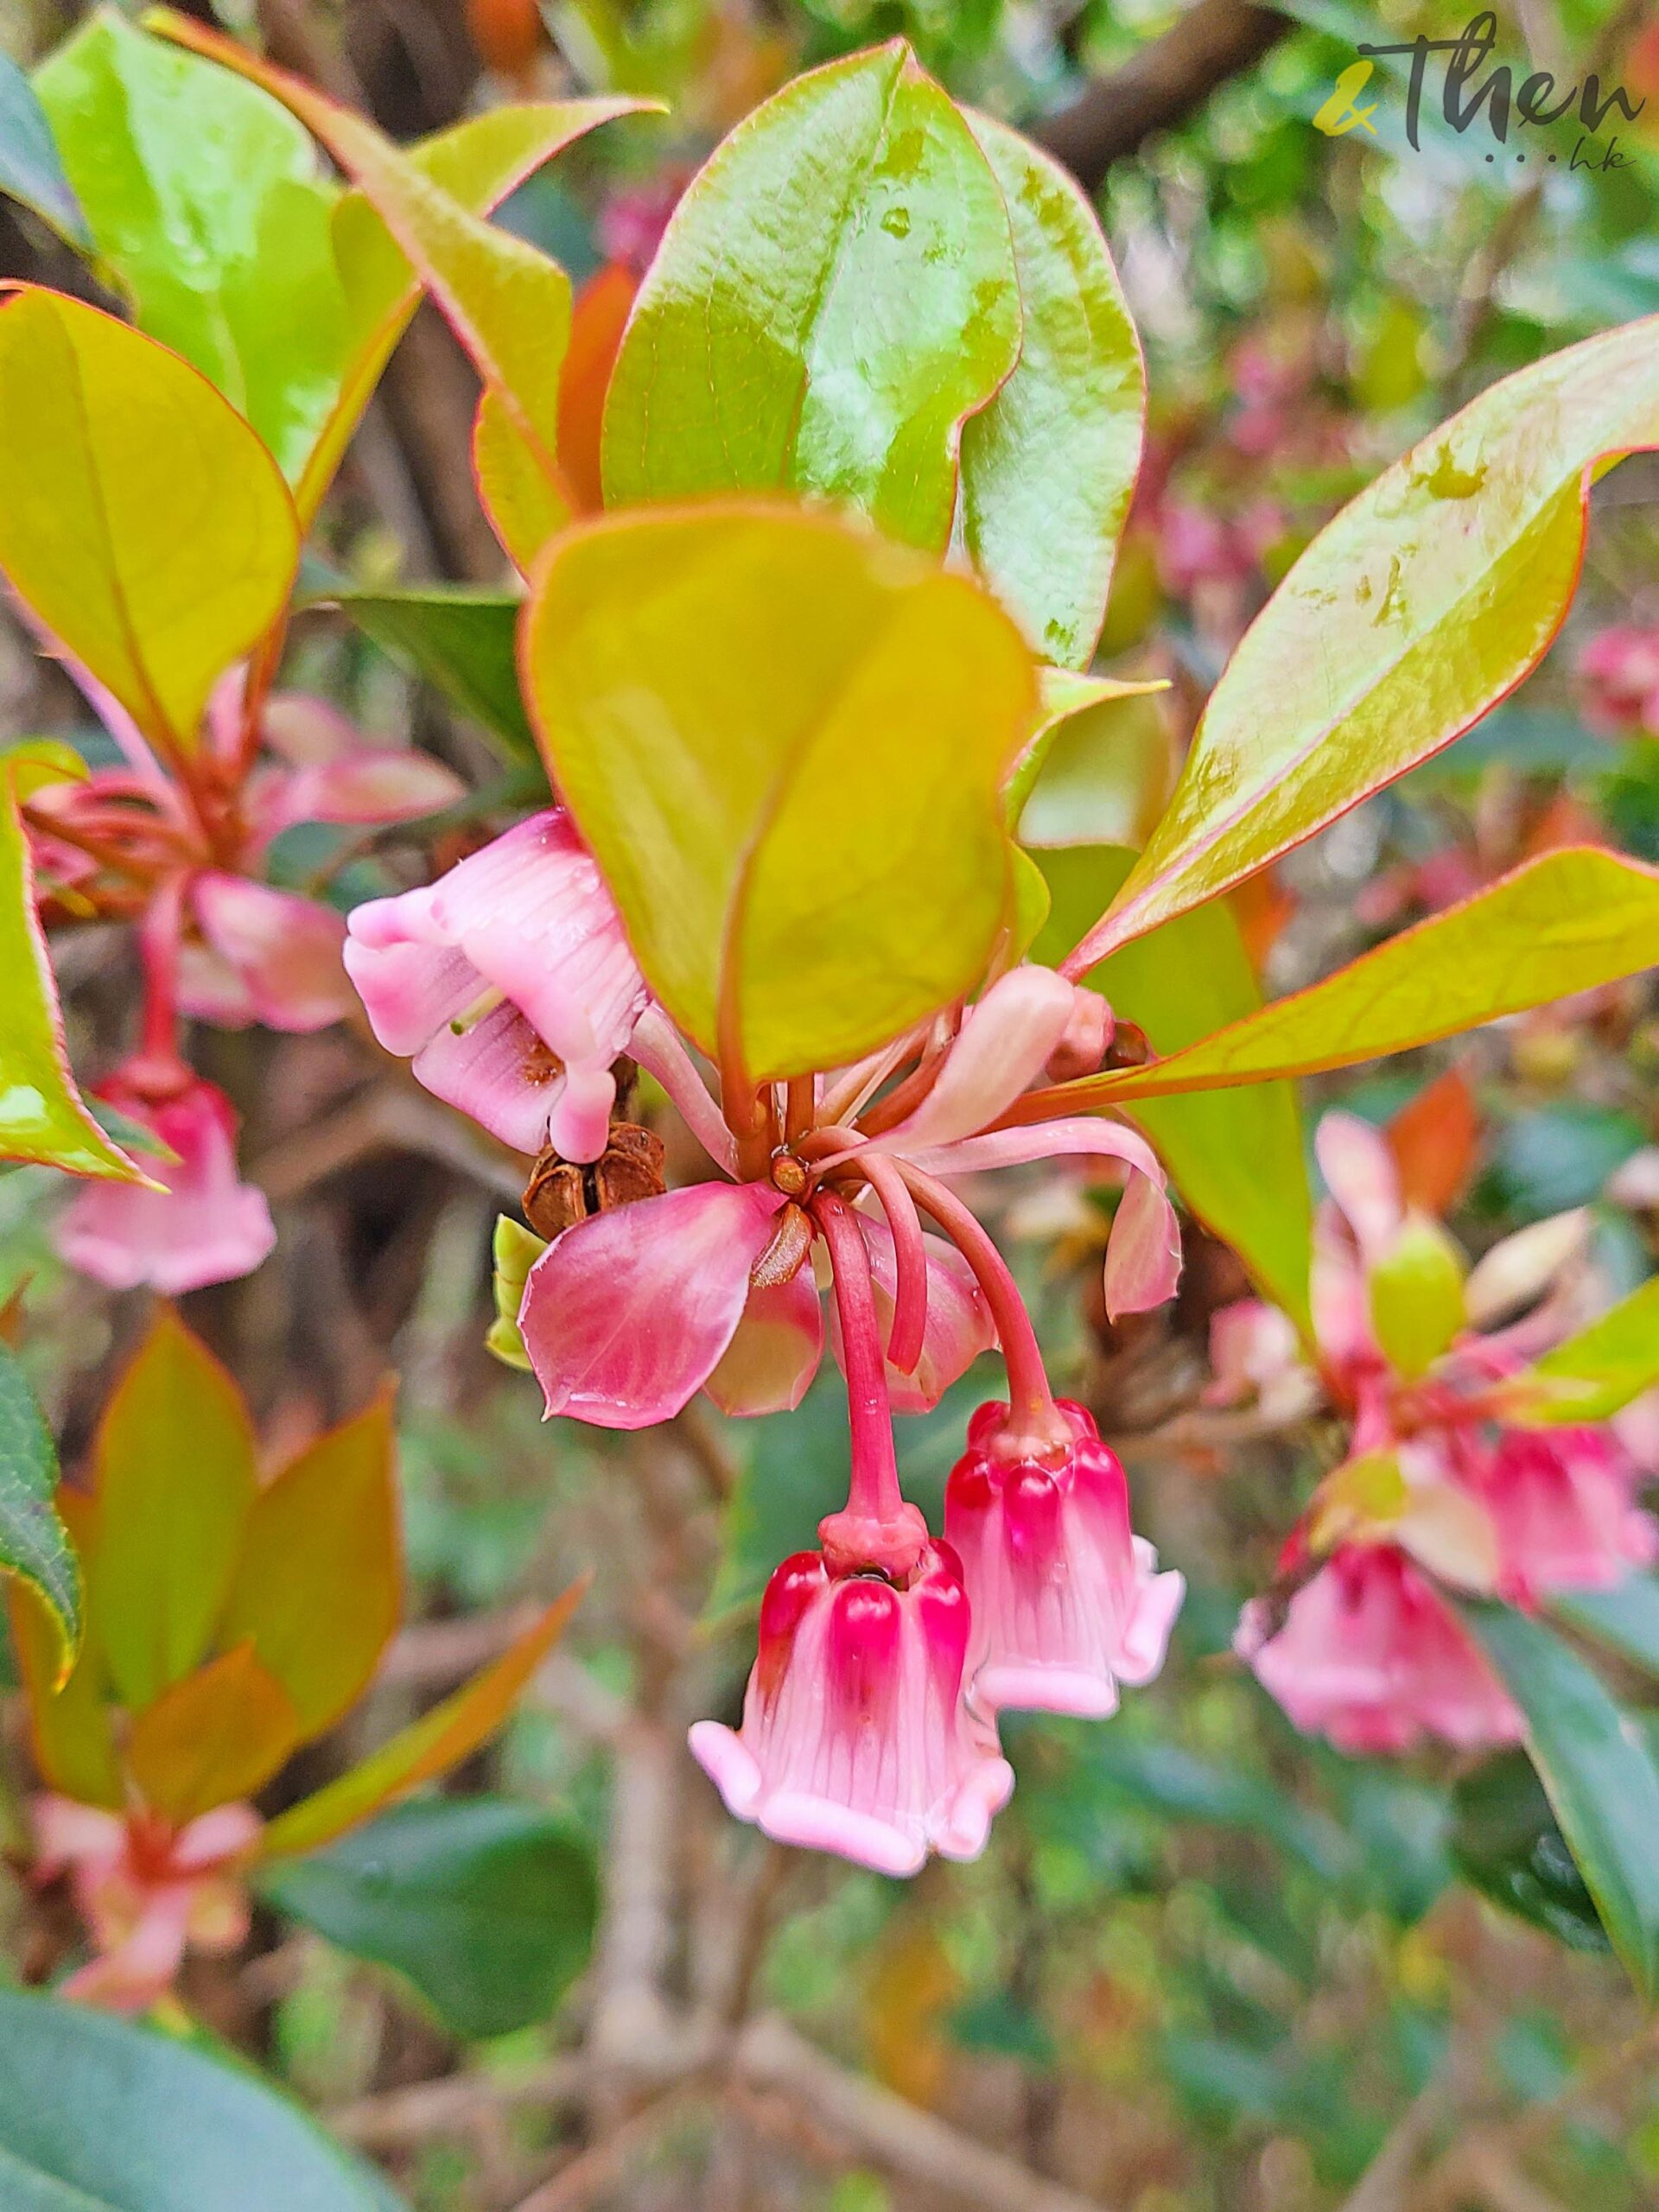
[521,1121,667,1240]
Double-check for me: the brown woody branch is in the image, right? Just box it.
[1034,0,1290,190]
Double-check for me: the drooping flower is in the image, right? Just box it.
[54,1062,275,1294]
[1236,1544,1523,1756]
[32,1798,260,2013]
[945,1398,1183,1719]
[1579,626,1659,734]
[344,808,649,1163]
[1471,1425,1657,1608]
[690,1543,1014,1876]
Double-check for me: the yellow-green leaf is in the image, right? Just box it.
[960,113,1142,669]
[10,1490,120,1808]
[1005,669,1169,830]
[1368,1214,1466,1380]
[259,1584,584,1859]
[126,1643,299,1825]
[0,288,298,760]
[1070,314,1659,966]
[1507,1277,1659,1425]
[0,1342,79,1679]
[1033,843,1311,1328]
[92,1310,257,1712]
[523,503,1037,1084]
[601,42,1020,554]
[486,1216,546,1371]
[473,388,569,575]
[1031,849,1659,1113]
[217,1389,402,1742]
[0,772,140,1180]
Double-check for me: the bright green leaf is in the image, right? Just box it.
[1071,313,1659,965]
[959,113,1142,669]
[486,1216,546,1371]
[525,505,1035,1084]
[92,1311,257,1712]
[324,584,536,766]
[0,1986,408,2210]
[0,48,91,248]
[260,1797,597,2039]
[1368,1215,1466,1380]
[1033,849,1659,1114]
[1033,845,1311,1326]
[218,1389,402,1741]
[0,774,141,1180]
[1466,1603,1659,1999]
[1507,1276,1659,1424]
[0,1344,79,1678]
[1004,668,1169,830]
[602,41,1020,553]
[0,288,299,761]
[125,1643,300,1825]
[261,1583,583,1859]
[35,9,345,480]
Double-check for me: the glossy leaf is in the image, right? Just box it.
[0,289,299,761]
[1554,1575,1659,1680]
[260,1584,583,1859]
[1005,669,1169,830]
[0,49,90,248]
[473,389,569,576]
[602,42,1020,552]
[0,1344,79,1676]
[1027,849,1659,1115]
[1506,1276,1659,1424]
[125,1643,299,1825]
[1068,314,1659,966]
[0,771,143,1181]
[0,1987,408,2211]
[217,1390,402,1741]
[261,1797,597,2039]
[1451,1750,1609,1954]
[1467,1602,1659,1999]
[524,504,1035,1084]
[324,584,536,766]
[1033,846,1312,1326]
[959,113,1142,668]
[35,10,342,480]
[10,1491,120,1808]
[91,1311,257,1713]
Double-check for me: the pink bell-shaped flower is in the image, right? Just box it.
[343,808,647,1163]
[1472,1426,1658,1608]
[945,1399,1184,1719]
[690,1543,1014,1878]
[1236,1543,1524,1756]
[54,1064,275,1295]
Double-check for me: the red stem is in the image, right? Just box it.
[811,1192,924,1575]
[855,1154,929,1376]
[891,1160,1065,1453]
[135,877,189,1077]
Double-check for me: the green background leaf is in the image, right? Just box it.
[0,1344,79,1672]
[0,1988,406,2210]
[326,586,537,766]
[0,48,91,248]
[602,41,1020,550]
[261,1797,597,2040]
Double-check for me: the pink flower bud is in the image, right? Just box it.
[1236,1544,1523,1756]
[689,1544,1014,1877]
[54,1066,274,1295]
[944,1400,1183,1719]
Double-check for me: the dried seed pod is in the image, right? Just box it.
[521,1121,667,1239]
[522,1153,589,1240]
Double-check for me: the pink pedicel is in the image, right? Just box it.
[689,1544,1014,1877]
[1236,1544,1524,1757]
[343,808,647,1162]
[54,1065,274,1295]
[945,1399,1183,1719]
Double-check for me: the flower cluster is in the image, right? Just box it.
[1220,1112,1656,1755]
[32,670,460,1294]
[347,806,1185,1872]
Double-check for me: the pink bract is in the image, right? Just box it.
[344,808,647,1162]
[54,1069,275,1295]
[1237,1544,1524,1756]
[945,1399,1183,1719]
[689,1545,1014,1876]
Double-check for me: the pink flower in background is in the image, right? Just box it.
[54,1064,274,1294]
[345,808,649,1162]
[34,1798,260,2013]
[1579,626,1659,734]
[1236,1545,1524,1756]
[945,1398,1183,1719]
[689,1544,1014,1876]
[1470,1427,1657,1608]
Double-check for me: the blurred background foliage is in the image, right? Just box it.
[1,0,1657,2206]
